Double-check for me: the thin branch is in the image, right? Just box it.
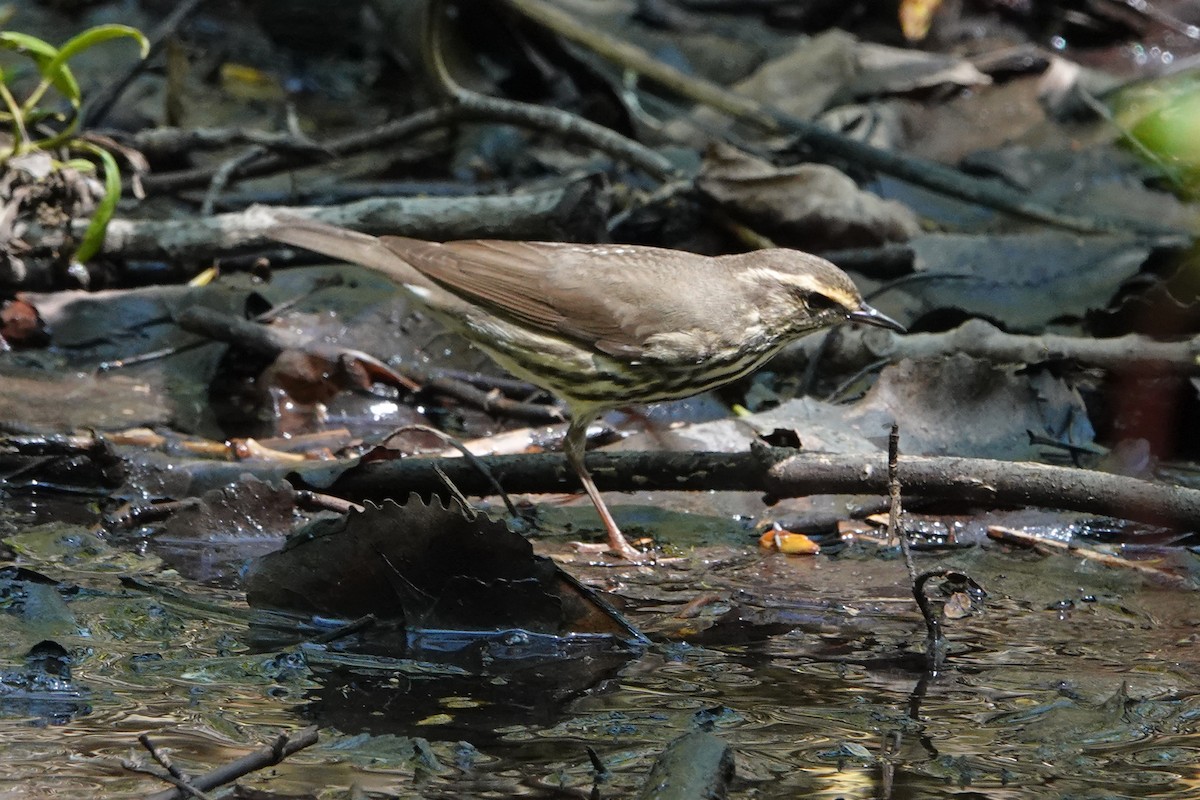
[144,727,319,800]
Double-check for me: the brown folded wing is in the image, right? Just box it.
[379,237,696,358]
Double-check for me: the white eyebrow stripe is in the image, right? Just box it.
[738,267,859,307]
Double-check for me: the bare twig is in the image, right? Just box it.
[136,734,211,800]
[384,423,523,520]
[141,77,675,196]
[140,105,461,193]
[912,570,980,672]
[144,726,319,800]
[122,760,213,800]
[201,145,267,216]
[887,424,916,584]
[174,305,560,424]
[310,613,377,644]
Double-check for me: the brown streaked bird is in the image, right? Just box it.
[264,215,904,561]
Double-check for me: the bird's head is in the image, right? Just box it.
[737,250,906,336]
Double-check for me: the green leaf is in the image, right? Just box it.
[59,157,95,172]
[0,32,58,60]
[0,31,80,106]
[47,25,150,77]
[72,142,121,263]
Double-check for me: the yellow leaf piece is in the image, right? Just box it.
[899,0,943,42]
[219,62,284,101]
[415,713,454,726]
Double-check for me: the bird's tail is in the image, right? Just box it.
[256,207,425,286]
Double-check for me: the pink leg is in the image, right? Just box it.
[564,416,646,561]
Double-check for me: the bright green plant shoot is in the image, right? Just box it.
[0,24,149,262]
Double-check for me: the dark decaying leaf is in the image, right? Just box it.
[147,477,298,583]
[0,299,47,348]
[848,354,1095,460]
[697,144,919,250]
[897,233,1154,329]
[245,494,640,640]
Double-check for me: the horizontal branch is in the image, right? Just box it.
[95,179,605,262]
[818,319,1200,375]
[292,447,1200,531]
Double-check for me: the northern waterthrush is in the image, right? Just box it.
[265,216,904,560]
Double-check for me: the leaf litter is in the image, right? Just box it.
[3,0,1200,797]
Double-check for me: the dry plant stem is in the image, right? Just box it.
[887,424,917,584]
[295,489,365,515]
[310,613,377,644]
[145,727,319,800]
[201,144,266,216]
[913,570,961,672]
[425,0,676,184]
[126,126,331,161]
[453,91,677,180]
[502,0,1153,234]
[99,182,600,261]
[411,363,563,424]
[301,448,1200,533]
[386,423,522,518]
[987,525,1193,588]
[812,318,1200,375]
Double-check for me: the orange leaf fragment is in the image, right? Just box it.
[759,529,820,555]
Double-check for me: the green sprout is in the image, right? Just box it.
[0,24,148,262]
[1111,71,1200,199]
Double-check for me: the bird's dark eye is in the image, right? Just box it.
[807,294,841,312]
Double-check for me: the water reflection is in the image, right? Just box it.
[0,502,1197,797]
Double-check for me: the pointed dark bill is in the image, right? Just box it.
[848,303,906,333]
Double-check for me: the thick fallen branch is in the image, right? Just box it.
[94,179,605,262]
[814,318,1200,375]
[291,447,1200,532]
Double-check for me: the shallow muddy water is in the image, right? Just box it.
[0,498,1197,799]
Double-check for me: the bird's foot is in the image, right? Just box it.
[607,531,652,562]
[568,537,652,562]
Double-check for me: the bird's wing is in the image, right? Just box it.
[381,238,681,358]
